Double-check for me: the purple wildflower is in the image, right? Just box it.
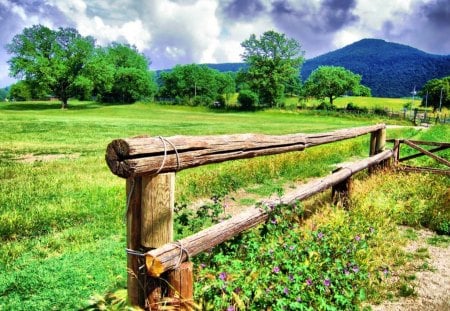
[317,232,324,239]
[383,268,389,275]
[219,272,227,281]
[200,263,206,268]
[306,278,313,286]
[344,269,350,275]
[273,266,280,273]
[323,279,331,287]
[355,235,361,242]
[289,245,295,251]
[227,306,235,311]
[233,287,242,294]
[271,218,277,225]
[283,287,289,295]
[289,274,294,282]
[296,297,302,302]
[352,265,359,273]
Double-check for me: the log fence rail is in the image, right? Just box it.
[106,124,396,309]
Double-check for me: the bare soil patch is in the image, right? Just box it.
[15,153,81,163]
[371,228,450,311]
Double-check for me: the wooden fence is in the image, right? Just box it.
[389,139,450,175]
[105,124,391,309]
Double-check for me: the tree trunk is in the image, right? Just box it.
[61,98,68,109]
[329,95,333,106]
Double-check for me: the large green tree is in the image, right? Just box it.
[7,25,95,108]
[240,30,304,107]
[100,43,157,103]
[158,64,234,105]
[303,66,366,105]
[419,76,450,112]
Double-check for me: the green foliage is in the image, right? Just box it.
[8,80,32,101]
[174,196,229,239]
[240,30,304,107]
[419,76,450,111]
[352,84,372,97]
[6,25,157,107]
[99,43,157,103]
[7,25,96,108]
[316,101,336,111]
[346,102,368,114]
[195,202,382,310]
[158,64,234,106]
[303,66,366,105]
[237,89,259,110]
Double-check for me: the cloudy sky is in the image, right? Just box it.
[1,0,449,87]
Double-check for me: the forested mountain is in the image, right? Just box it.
[201,39,450,98]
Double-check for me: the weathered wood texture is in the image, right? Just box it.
[140,173,176,309]
[388,139,450,174]
[125,177,144,307]
[167,262,194,310]
[141,173,175,248]
[106,124,386,178]
[144,149,393,277]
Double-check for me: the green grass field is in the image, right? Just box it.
[0,100,448,309]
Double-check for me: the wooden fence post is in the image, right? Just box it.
[369,128,387,173]
[125,173,177,309]
[393,139,400,166]
[167,262,195,310]
[126,177,144,307]
[141,173,176,309]
[331,167,352,209]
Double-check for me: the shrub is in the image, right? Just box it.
[316,101,336,110]
[238,90,259,110]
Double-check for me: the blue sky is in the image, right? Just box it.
[1,0,449,87]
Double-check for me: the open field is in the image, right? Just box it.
[0,100,449,309]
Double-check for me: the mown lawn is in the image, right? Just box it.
[0,100,447,310]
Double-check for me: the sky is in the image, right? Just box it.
[1,0,450,87]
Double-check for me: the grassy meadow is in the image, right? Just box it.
[0,99,449,309]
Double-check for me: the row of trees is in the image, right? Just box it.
[6,26,411,110]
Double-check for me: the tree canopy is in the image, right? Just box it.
[7,25,96,108]
[157,64,235,106]
[419,76,450,111]
[303,66,368,105]
[7,25,157,107]
[240,30,304,107]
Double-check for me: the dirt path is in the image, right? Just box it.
[371,228,450,311]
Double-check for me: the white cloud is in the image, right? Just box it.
[49,0,151,50]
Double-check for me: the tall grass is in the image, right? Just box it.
[0,100,447,309]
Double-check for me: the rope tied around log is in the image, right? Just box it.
[156,136,181,174]
[169,241,190,268]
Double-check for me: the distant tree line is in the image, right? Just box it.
[5,26,448,111]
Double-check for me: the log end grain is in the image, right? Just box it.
[146,255,164,277]
[105,140,133,178]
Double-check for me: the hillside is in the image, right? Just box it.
[201,39,450,98]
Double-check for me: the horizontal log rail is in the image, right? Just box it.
[388,139,450,175]
[144,149,393,277]
[106,124,386,178]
